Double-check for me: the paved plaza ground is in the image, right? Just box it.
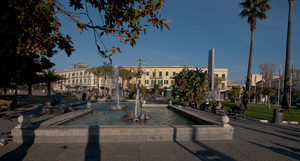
[0,98,299,161]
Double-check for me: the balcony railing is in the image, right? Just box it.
[150,76,163,79]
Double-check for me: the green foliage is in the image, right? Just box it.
[127,83,136,99]
[293,90,300,97]
[239,0,272,31]
[172,99,182,106]
[42,69,64,97]
[74,85,80,89]
[172,67,208,108]
[228,87,241,103]
[221,100,300,121]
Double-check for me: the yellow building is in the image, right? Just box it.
[201,68,228,92]
[123,66,194,89]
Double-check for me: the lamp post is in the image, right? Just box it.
[136,58,145,88]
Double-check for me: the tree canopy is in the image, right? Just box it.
[172,67,208,108]
[53,0,170,61]
[0,0,169,89]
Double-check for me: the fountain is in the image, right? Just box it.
[133,89,150,123]
[110,65,127,110]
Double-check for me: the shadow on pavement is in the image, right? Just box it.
[0,125,38,161]
[232,123,300,143]
[84,125,101,161]
[250,141,300,160]
[170,125,234,161]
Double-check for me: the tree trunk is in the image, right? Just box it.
[268,95,271,108]
[27,84,32,97]
[282,0,294,113]
[47,82,51,98]
[97,76,99,96]
[121,79,125,96]
[104,76,107,95]
[243,30,255,109]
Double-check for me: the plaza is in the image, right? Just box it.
[0,97,299,161]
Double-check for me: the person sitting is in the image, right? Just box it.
[82,93,87,101]
[233,104,246,119]
[200,100,210,111]
[227,103,239,116]
[211,101,222,113]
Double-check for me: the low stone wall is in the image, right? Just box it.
[142,104,168,108]
[167,105,219,125]
[12,124,233,143]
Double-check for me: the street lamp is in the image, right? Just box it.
[136,58,146,88]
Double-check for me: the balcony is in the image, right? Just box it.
[150,76,163,79]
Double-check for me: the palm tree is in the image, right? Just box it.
[239,0,271,108]
[42,69,64,98]
[88,66,103,95]
[118,67,132,96]
[282,0,295,113]
[130,68,142,88]
[101,62,113,95]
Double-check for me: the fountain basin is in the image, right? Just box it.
[11,104,234,143]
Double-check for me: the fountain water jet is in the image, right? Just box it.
[110,65,127,110]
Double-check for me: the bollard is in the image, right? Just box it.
[15,115,32,128]
[221,115,231,127]
[45,101,51,107]
[87,102,92,109]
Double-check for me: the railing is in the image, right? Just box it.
[150,76,163,79]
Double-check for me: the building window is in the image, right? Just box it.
[164,80,169,85]
[221,83,225,89]
[138,80,141,84]
[166,71,169,76]
[173,71,176,76]
[153,71,156,77]
[145,80,149,84]
[159,71,162,77]
[151,80,154,85]
[215,74,218,77]
[222,74,225,79]
[158,80,163,85]
[146,71,149,76]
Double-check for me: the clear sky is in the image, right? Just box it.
[51,0,300,82]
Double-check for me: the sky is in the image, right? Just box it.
[51,0,300,82]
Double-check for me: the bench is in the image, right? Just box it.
[233,107,246,119]
[0,100,12,111]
